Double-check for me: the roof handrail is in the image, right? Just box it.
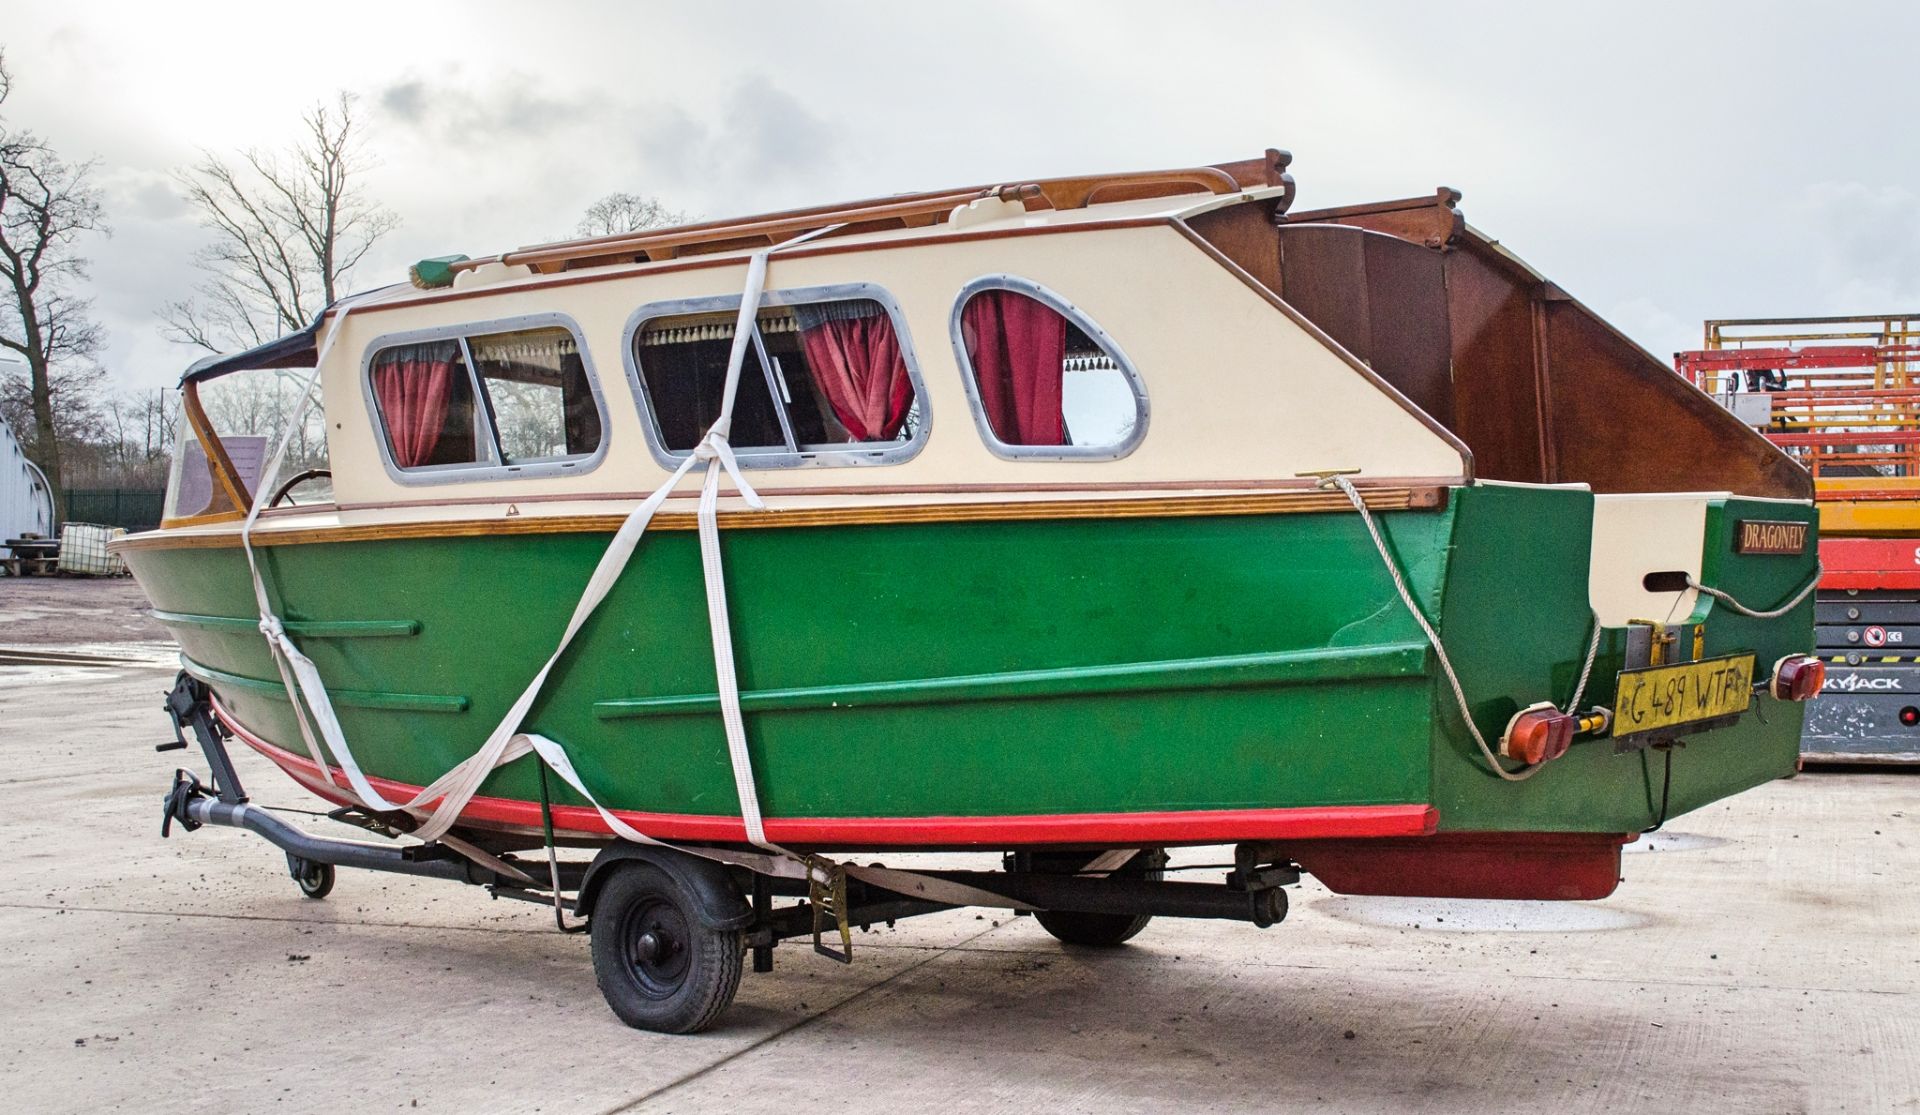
[451,149,1292,277]
[484,186,1011,274]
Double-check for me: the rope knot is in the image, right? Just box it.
[693,425,735,462]
[258,615,286,641]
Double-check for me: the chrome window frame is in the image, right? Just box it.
[621,282,931,471]
[948,274,1150,462]
[359,311,610,486]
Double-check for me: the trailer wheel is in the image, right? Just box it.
[1032,850,1165,947]
[590,863,743,1034]
[288,856,335,900]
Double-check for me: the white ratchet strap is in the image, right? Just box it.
[240,294,394,807]
[242,235,1036,905]
[240,232,878,886]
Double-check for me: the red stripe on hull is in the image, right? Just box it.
[213,701,1439,848]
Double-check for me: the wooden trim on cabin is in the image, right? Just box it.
[1285,188,1465,251]
[252,501,338,521]
[180,381,252,515]
[339,218,1174,320]
[1530,283,1560,481]
[110,485,1451,554]
[1168,218,1478,482]
[159,509,250,530]
[329,475,1464,514]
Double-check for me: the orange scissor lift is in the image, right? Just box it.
[1676,314,1920,763]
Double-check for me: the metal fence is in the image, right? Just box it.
[63,488,164,533]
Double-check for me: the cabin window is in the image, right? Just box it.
[468,329,603,462]
[951,276,1147,460]
[369,341,486,469]
[362,314,607,482]
[625,284,928,469]
[164,365,329,521]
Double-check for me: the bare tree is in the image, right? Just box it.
[62,387,175,489]
[0,49,108,502]
[196,368,327,474]
[104,388,177,479]
[0,354,104,476]
[162,93,399,353]
[575,191,689,239]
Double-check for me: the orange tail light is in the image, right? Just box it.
[1769,655,1825,702]
[1500,702,1577,764]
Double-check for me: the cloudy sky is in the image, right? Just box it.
[4,0,1918,393]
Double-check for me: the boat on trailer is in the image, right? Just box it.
[124,149,1825,1033]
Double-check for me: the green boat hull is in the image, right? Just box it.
[123,484,1814,850]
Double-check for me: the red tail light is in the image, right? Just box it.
[1501,702,1577,764]
[1769,655,1825,702]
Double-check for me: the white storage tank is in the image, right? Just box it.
[57,523,125,575]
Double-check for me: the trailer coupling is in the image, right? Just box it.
[161,768,504,888]
[156,670,556,898]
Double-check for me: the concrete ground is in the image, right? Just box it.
[0,575,165,645]
[1,581,1916,1113]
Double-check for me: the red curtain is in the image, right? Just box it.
[797,314,913,441]
[372,346,455,467]
[961,290,1066,445]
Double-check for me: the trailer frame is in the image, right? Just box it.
[155,671,1294,1032]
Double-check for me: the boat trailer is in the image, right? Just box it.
[156,672,1296,1032]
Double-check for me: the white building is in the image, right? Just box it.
[0,411,54,542]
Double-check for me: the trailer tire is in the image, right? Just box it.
[1032,850,1164,947]
[590,863,743,1034]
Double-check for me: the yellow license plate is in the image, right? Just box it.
[1612,653,1756,739]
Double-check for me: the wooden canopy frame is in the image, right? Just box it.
[1186,187,1812,500]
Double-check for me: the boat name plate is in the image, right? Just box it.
[1733,519,1809,555]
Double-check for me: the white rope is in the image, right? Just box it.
[1328,476,1543,782]
[1687,567,1821,619]
[1333,476,1816,780]
[1566,615,1603,715]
